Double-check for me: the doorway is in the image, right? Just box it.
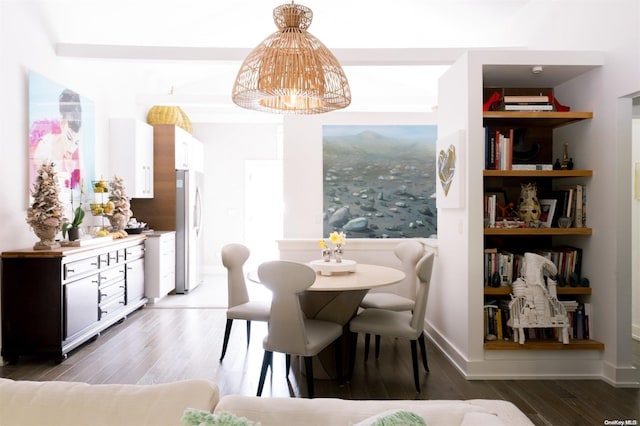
[244,160,284,272]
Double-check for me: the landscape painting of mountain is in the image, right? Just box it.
[322,125,438,238]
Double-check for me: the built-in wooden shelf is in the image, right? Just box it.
[484,286,592,296]
[483,169,593,178]
[484,339,604,351]
[484,227,592,236]
[483,111,593,128]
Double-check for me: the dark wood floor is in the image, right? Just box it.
[2,306,639,425]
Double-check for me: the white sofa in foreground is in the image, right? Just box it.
[0,377,534,426]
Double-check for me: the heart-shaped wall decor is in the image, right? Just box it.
[438,144,456,196]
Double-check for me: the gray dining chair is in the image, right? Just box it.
[219,243,270,361]
[256,260,343,398]
[349,249,435,393]
[359,240,425,359]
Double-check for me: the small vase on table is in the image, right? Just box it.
[333,245,343,263]
[322,248,332,262]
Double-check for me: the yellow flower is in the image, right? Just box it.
[329,231,346,246]
[318,239,327,249]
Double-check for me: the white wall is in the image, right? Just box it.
[191,122,280,273]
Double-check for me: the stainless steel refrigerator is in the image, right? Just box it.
[175,169,204,293]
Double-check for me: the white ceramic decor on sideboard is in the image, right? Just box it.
[109,119,154,198]
[144,231,176,303]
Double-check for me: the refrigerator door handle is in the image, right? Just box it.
[194,185,202,237]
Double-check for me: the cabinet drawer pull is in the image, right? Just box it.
[66,268,75,273]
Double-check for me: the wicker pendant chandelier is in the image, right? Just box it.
[232,2,351,114]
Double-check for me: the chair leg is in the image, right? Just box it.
[246,320,252,347]
[418,332,429,372]
[220,319,233,361]
[303,356,315,398]
[335,336,343,386]
[374,335,381,359]
[257,351,273,396]
[285,354,291,376]
[410,340,420,393]
[364,333,371,362]
[348,332,358,381]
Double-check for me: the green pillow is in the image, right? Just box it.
[181,408,260,426]
[353,409,426,426]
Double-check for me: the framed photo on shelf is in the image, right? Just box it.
[539,198,557,228]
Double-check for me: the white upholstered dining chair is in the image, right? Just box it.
[219,243,270,361]
[349,249,435,393]
[256,260,343,398]
[359,240,425,359]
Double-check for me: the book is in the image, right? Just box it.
[488,194,496,228]
[495,308,503,340]
[488,129,513,170]
[499,251,514,286]
[511,164,553,171]
[504,95,550,103]
[583,302,593,340]
[484,127,491,169]
[574,184,584,227]
[484,248,498,286]
[504,104,553,111]
[557,184,586,227]
[575,303,585,339]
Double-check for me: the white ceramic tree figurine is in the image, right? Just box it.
[108,175,132,232]
[26,161,64,249]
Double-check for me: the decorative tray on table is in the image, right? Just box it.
[309,259,357,276]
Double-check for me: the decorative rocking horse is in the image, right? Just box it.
[508,252,570,344]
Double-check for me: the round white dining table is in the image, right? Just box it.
[248,261,405,380]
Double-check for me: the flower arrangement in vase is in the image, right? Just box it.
[62,204,85,241]
[318,231,347,263]
[108,175,132,233]
[62,182,85,241]
[26,161,64,249]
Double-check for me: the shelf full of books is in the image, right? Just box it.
[484,299,603,350]
[481,85,600,351]
[482,243,601,350]
[484,245,586,291]
[484,181,590,232]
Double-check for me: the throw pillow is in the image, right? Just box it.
[181,408,260,426]
[353,409,427,426]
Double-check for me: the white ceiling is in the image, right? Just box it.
[36,0,533,121]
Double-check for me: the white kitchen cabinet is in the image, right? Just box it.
[109,119,154,198]
[174,126,192,170]
[144,231,176,303]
